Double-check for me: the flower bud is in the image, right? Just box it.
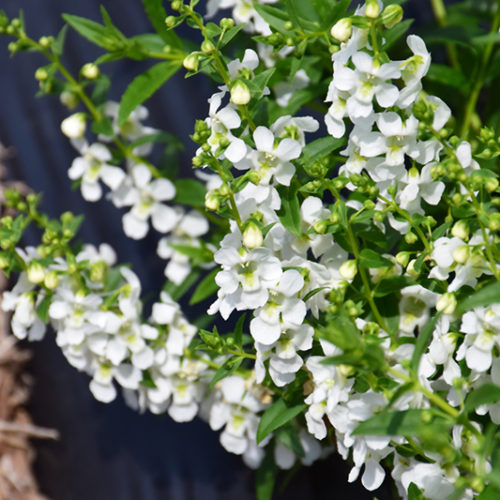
[485,176,499,193]
[395,251,410,268]
[220,18,235,30]
[489,213,500,232]
[44,270,59,289]
[27,261,45,284]
[452,244,469,264]
[230,80,251,106]
[339,260,357,281]
[313,220,328,234]
[60,91,79,110]
[205,192,220,211]
[405,231,418,245]
[243,222,263,249]
[201,39,215,53]
[61,113,86,139]
[436,293,457,315]
[407,259,419,279]
[0,253,9,269]
[165,16,176,28]
[183,53,199,72]
[35,67,48,81]
[451,220,469,241]
[90,261,107,282]
[330,18,352,42]
[381,4,403,29]
[365,0,380,19]
[81,62,99,80]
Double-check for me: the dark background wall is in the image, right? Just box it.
[0,1,438,499]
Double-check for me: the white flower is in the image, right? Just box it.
[274,69,310,107]
[399,285,438,335]
[112,164,178,239]
[61,113,86,139]
[234,126,302,186]
[271,115,319,147]
[68,140,125,201]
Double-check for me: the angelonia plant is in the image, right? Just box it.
[1,0,500,498]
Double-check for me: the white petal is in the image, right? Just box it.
[101,165,126,190]
[275,138,302,162]
[151,204,178,233]
[250,316,281,344]
[149,178,176,201]
[89,380,116,403]
[253,126,274,153]
[123,212,149,239]
[81,181,102,201]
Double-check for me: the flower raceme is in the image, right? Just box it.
[2,1,500,499]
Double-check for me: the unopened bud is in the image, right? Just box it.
[339,260,357,281]
[27,261,45,284]
[405,231,418,245]
[489,213,500,232]
[60,91,79,110]
[451,220,469,241]
[201,39,215,53]
[205,193,220,211]
[81,62,99,80]
[183,53,199,72]
[165,16,176,28]
[330,18,352,42]
[407,259,419,279]
[452,245,469,264]
[436,293,457,315]
[242,222,263,249]
[230,80,251,106]
[61,113,86,139]
[395,251,410,268]
[90,261,107,282]
[35,67,48,81]
[0,253,9,269]
[220,18,235,30]
[44,270,59,289]
[485,177,499,193]
[365,0,380,19]
[313,220,328,234]
[381,4,403,28]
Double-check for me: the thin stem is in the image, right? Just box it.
[460,5,500,138]
[429,0,461,71]
[370,21,380,60]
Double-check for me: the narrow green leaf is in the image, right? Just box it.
[410,312,442,374]
[359,248,394,269]
[276,425,305,457]
[464,384,500,414]
[189,268,219,305]
[383,19,413,49]
[427,63,469,91]
[374,276,416,297]
[118,61,181,126]
[256,447,277,500]
[141,0,183,48]
[233,313,246,348]
[276,182,301,238]
[478,485,500,500]
[457,281,500,314]
[299,136,345,163]
[209,357,243,389]
[62,14,119,50]
[173,178,206,207]
[254,4,294,35]
[36,294,52,323]
[408,483,425,500]
[257,399,307,444]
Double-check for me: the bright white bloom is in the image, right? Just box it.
[111,164,178,239]
[399,285,438,335]
[68,139,125,201]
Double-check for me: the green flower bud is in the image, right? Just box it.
[381,4,403,29]
[330,18,352,42]
[44,270,59,290]
[365,0,380,19]
[60,91,79,110]
[452,244,469,264]
[220,18,235,30]
[242,222,263,249]
[489,213,500,232]
[485,177,499,193]
[201,39,215,54]
[436,293,457,315]
[165,16,176,28]
[27,261,45,284]
[230,80,251,106]
[39,36,51,48]
[451,220,469,240]
[183,53,199,72]
[205,192,220,211]
[313,220,328,234]
[81,62,99,80]
[35,67,49,81]
[90,261,108,283]
[404,231,418,245]
[395,251,410,268]
[339,260,357,281]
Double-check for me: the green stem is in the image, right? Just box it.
[370,21,380,60]
[429,0,461,71]
[227,348,256,360]
[460,5,500,138]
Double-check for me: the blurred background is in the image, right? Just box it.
[0,1,445,498]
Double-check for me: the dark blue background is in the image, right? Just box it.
[0,1,437,498]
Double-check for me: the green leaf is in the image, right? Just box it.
[359,248,394,269]
[256,447,277,500]
[118,61,181,126]
[410,312,442,374]
[257,398,307,444]
[246,68,276,99]
[374,276,416,297]
[36,294,52,323]
[316,310,362,352]
[233,313,246,348]
[62,13,121,51]
[141,0,183,48]
[353,409,451,437]
[383,19,413,50]
[209,357,243,389]
[299,136,345,163]
[456,281,500,314]
[478,485,500,500]
[427,63,469,91]
[464,384,500,414]
[189,268,219,305]
[169,244,213,263]
[276,182,302,238]
[254,4,294,35]
[276,425,305,457]
[408,483,425,500]
[173,178,206,207]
